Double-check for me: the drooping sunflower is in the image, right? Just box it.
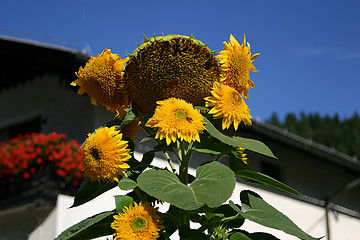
[145,98,205,145]
[111,202,164,240]
[216,34,260,100]
[82,126,131,183]
[205,82,252,131]
[71,49,129,115]
[124,35,221,113]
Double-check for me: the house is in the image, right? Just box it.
[235,120,360,239]
[0,34,99,240]
[1,35,359,240]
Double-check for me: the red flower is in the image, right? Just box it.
[36,158,43,164]
[23,172,30,179]
[0,132,84,185]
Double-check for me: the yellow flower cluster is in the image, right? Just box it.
[111,202,164,240]
[71,33,260,240]
[75,33,259,178]
[82,126,131,183]
[145,98,205,145]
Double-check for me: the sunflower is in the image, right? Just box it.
[236,147,248,164]
[124,35,220,113]
[111,202,164,240]
[71,49,129,114]
[145,98,205,145]
[82,126,131,182]
[216,34,259,100]
[205,82,252,130]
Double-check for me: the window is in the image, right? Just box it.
[0,116,42,141]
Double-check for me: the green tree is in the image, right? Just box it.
[266,112,360,160]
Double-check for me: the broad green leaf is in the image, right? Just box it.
[229,158,301,195]
[230,232,252,240]
[230,191,320,240]
[137,161,235,210]
[118,178,137,190]
[204,117,276,159]
[54,211,114,240]
[114,195,133,213]
[71,178,117,208]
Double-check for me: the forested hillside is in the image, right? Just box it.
[266,112,360,160]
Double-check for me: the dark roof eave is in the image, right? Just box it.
[248,120,360,172]
[0,35,89,92]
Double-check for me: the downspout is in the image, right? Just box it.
[323,177,360,240]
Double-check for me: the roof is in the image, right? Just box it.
[0,35,89,92]
[247,119,360,172]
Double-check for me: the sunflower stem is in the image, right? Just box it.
[163,151,178,174]
[178,140,191,227]
[140,125,177,174]
[134,187,147,202]
[178,141,189,184]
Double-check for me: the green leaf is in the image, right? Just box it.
[140,136,155,143]
[193,148,221,155]
[179,225,210,240]
[127,151,154,172]
[103,109,136,130]
[230,191,321,240]
[71,178,117,208]
[230,232,252,240]
[114,195,133,213]
[212,204,245,228]
[194,106,209,111]
[248,232,281,240]
[203,117,276,159]
[137,161,235,210]
[55,211,114,240]
[117,110,137,130]
[229,231,281,240]
[229,158,301,195]
[118,178,137,190]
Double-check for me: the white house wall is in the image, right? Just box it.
[30,153,360,240]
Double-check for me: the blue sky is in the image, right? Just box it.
[1,0,359,121]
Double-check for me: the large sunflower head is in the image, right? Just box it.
[205,82,252,131]
[124,34,221,113]
[82,126,131,183]
[111,201,164,240]
[216,34,259,100]
[145,98,206,145]
[71,49,129,114]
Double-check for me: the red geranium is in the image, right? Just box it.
[0,132,85,187]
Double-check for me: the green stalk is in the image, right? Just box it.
[177,140,192,227]
[178,141,189,184]
[140,125,177,174]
